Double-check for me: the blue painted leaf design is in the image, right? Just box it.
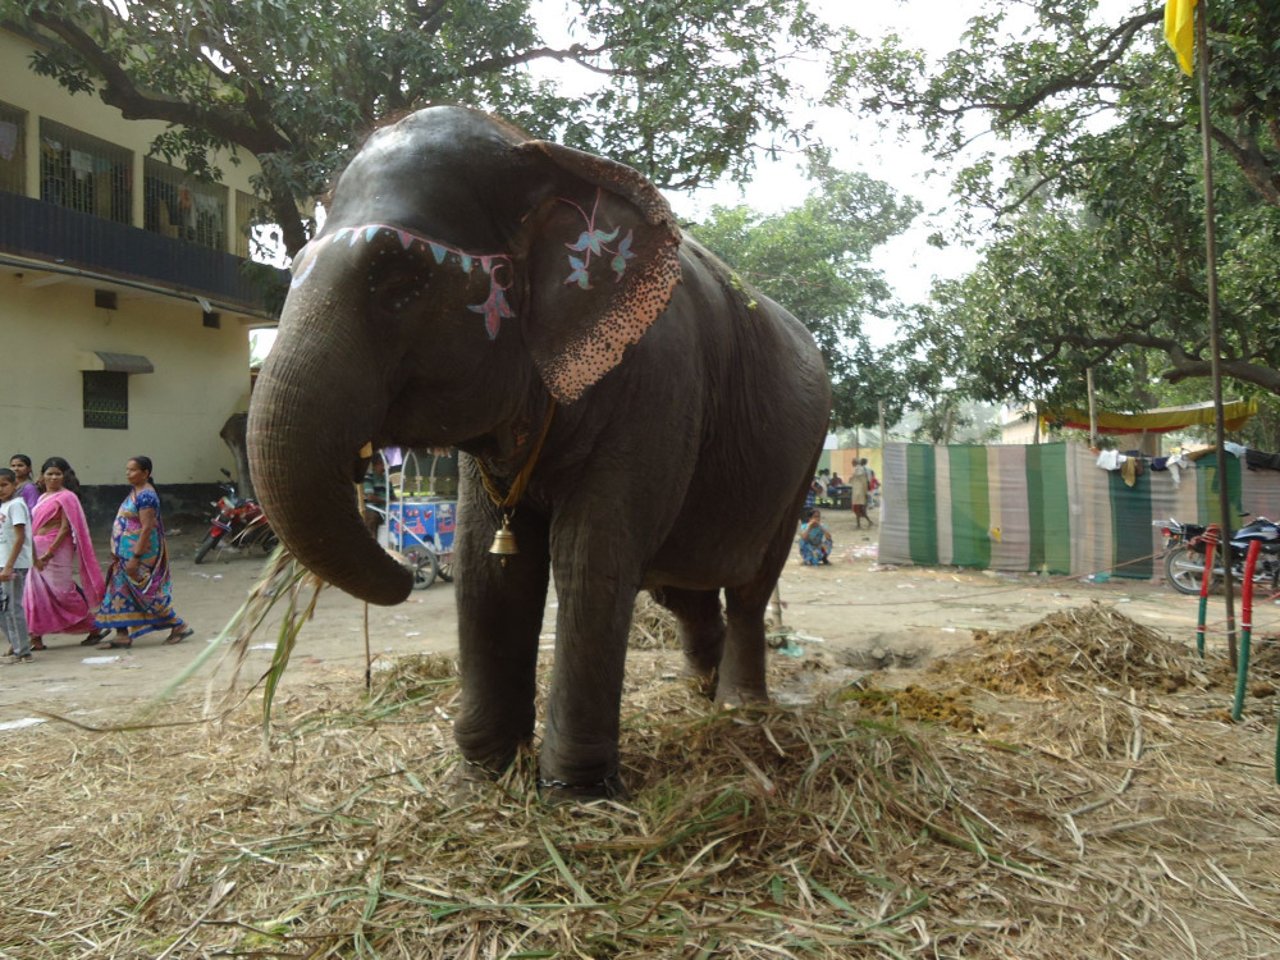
[565,255,591,289]
[610,230,635,279]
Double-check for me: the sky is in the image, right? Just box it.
[530,0,987,347]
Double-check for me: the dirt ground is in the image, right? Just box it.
[0,503,1240,727]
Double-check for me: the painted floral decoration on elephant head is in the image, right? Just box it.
[561,190,636,289]
[289,224,514,338]
[288,189,638,339]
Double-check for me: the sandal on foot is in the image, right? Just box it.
[30,639,46,651]
[82,630,108,646]
[98,638,132,650]
[164,627,194,645]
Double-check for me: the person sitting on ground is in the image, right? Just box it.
[799,509,833,566]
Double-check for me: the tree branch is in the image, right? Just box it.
[26,10,292,157]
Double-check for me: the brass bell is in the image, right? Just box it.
[489,514,518,560]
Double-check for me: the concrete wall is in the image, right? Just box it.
[3,274,253,487]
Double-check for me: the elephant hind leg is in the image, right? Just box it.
[719,583,772,706]
[718,515,798,706]
[650,586,725,697]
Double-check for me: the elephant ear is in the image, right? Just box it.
[515,141,682,403]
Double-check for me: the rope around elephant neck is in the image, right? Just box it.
[475,400,557,517]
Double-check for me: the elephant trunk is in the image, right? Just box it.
[248,301,412,606]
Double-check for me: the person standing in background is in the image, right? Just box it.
[96,456,193,648]
[849,458,871,529]
[9,454,40,514]
[24,457,106,649]
[0,468,35,662]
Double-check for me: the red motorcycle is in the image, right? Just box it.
[194,469,277,564]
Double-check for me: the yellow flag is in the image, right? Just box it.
[1164,0,1197,75]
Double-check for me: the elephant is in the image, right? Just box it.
[248,106,831,799]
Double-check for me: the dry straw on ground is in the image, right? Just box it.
[938,601,1220,696]
[5,602,1280,958]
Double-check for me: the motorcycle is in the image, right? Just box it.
[1155,515,1280,595]
[194,468,277,564]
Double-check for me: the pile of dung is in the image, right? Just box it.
[937,602,1202,696]
[840,682,983,732]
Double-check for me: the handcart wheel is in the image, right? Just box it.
[405,548,439,589]
[437,559,453,583]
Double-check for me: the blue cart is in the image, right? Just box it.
[382,498,456,588]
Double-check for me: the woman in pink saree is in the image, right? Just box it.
[23,457,106,649]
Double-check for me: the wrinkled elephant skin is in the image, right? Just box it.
[248,106,831,796]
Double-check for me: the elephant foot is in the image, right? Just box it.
[714,682,770,710]
[537,771,629,805]
[683,663,718,700]
[446,755,511,803]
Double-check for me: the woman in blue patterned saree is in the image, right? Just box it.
[95,456,193,648]
[798,509,833,566]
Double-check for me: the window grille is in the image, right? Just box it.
[83,371,129,430]
[144,157,227,251]
[234,189,268,258]
[40,119,132,224]
[0,101,25,196]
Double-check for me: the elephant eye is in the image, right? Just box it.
[370,265,429,314]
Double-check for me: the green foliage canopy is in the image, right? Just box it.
[691,162,920,427]
[832,0,1280,409]
[6,0,842,256]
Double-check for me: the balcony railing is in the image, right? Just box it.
[0,190,286,315]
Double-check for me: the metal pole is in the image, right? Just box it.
[1086,367,1098,448]
[1197,2,1236,665]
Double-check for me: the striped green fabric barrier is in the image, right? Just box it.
[879,443,1270,578]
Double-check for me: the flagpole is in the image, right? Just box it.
[1196,1,1237,665]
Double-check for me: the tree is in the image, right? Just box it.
[690,161,920,427]
[6,0,847,257]
[831,0,1280,405]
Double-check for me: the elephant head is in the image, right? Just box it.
[248,107,682,604]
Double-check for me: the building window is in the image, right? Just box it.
[83,371,129,430]
[40,119,132,224]
[144,157,227,251]
[0,101,25,196]
[234,188,269,259]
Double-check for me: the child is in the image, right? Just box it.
[0,467,35,662]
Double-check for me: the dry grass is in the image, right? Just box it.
[938,601,1216,697]
[627,594,680,650]
[4,602,1280,958]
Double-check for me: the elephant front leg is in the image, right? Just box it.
[453,505,550,777]
[539,555,638,799]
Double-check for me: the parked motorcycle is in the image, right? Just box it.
[194,469,277,564]
[1155,515,1280,595]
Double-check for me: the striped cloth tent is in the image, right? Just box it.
[878,442,1278,578]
